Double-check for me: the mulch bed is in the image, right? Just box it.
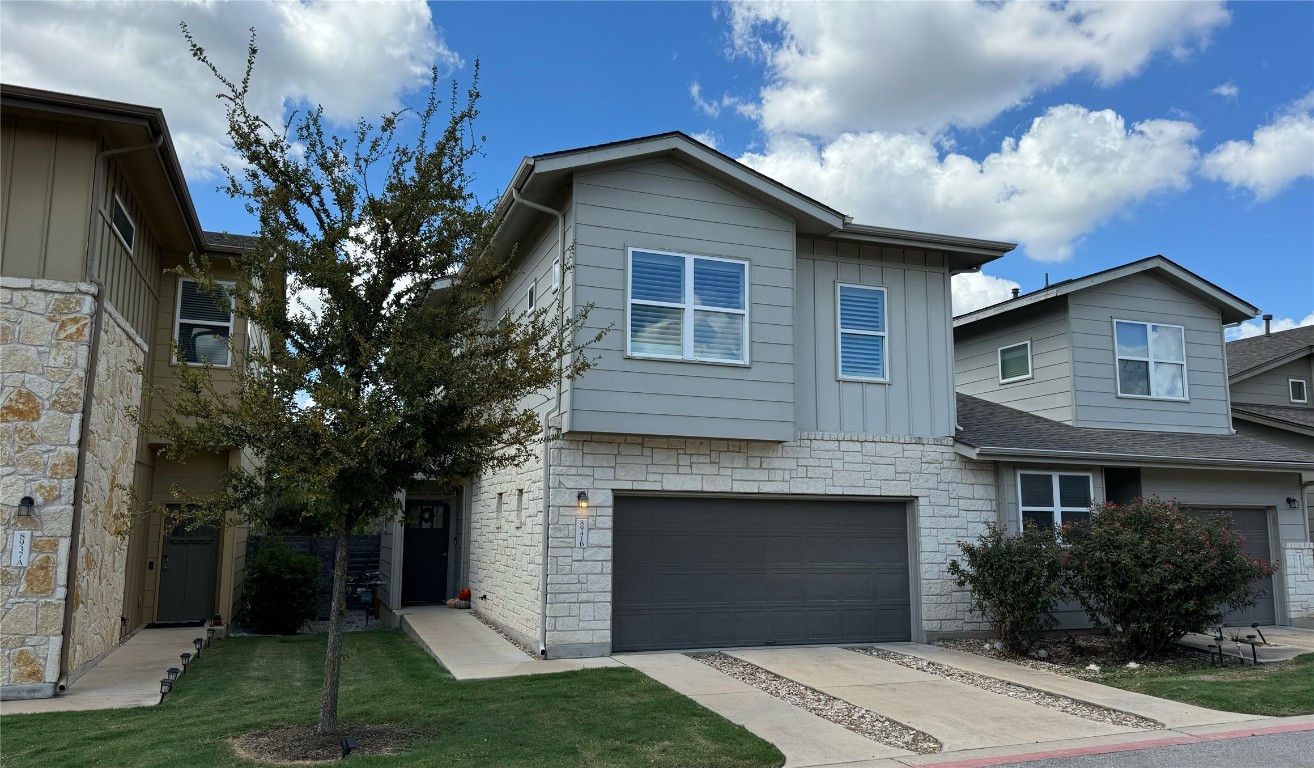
[229,725,423,765]
[936,635,1200,678]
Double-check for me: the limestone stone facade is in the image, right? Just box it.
[1284,541,1314,625]
[467,431,997,659]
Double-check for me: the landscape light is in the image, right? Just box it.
[180,652,192,671]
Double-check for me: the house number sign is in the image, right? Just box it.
[575,518,589,548]
[10,531,32,567]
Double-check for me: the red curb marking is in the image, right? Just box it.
[917,721,1314,768]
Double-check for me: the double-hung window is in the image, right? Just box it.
[1114,320,1187,399]
[627,248,747,363]
[837,284,887,381]
[176,278,235,367]
[1018,471,1092,530]
[1290,379,1308,404]
[998,341,1032,383]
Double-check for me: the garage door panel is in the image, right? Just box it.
[613,496,912,652]
[1185,508,1276,626]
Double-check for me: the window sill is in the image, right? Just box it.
[837,375,889,384]
[999,374,1034,385]
[1115,393,1189,403]
[624,353,751,368]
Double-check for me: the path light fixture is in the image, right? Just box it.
[206,627,216,647]
[159,678,173,702]
[166,667,181,682]
[341,737,357,758]
[180,652,192,672]
[1251,623,1268,644]
[193,637,204,657]
[576,491,588,510]
[17,496,34,517]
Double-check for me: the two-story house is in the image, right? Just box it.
[378,132,1019,658]
[953,256,1314,628]
[1228,324,1314,546]
[2,85,258,699]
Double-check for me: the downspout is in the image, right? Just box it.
[510,186,566,657]
[58,132,163,691]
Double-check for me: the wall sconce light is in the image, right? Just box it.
[576,491,589,510]
[17,496,34,517]
[1287,497,1300,509]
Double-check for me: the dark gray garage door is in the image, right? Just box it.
[1186,508,1276,626]
[613,496,911,652]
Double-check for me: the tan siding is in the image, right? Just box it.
[92,157,161,341]
[0,116,95,280]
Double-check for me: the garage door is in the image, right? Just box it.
[613,496,911,652]
[1186,508,1276,626]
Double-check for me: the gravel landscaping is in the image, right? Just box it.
[851,647,1160,729]
[934,636,1197,680]
[689,652,942,755]
[473,610,539,659]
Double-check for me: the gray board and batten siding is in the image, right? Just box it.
[1232,357,1314,408]
[795,238,958,437]
[954,298,1075,424]
[1068,271,1232,434]
[566,158,797,442]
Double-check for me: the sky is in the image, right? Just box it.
[2,1,1311,337]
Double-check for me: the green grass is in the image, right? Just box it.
[0,630,783,768]
[1092,652,1314,716]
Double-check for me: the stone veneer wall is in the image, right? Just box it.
[66,304,144,677]
[0,278,96,694]
[1284,541,1314,625]
[537,432,998,658]
[467,447,545,650]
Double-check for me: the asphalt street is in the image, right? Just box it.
[994,730,1314,767]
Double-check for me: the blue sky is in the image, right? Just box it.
[2,1,1310,334]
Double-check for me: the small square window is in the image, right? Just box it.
[998,341,1032,383]
[1292,379,1309,404]
[528,280,536,312]
[111,195,135,253]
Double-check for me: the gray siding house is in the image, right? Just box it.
[378,133,1014,657]
[954,257,1314,628]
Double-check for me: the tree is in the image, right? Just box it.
[141,27,600,733]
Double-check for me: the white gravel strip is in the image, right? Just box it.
[472,610,540,660]
[852,647,1160,730]
[690,652,942,754]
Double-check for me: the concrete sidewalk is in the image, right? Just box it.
[400,606,621,680]
[1178,625,1314,663]
[1,627,207,715]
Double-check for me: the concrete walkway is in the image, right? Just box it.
[399,606,621,680]
[1179,625,1314,663]
[1,627,206,715]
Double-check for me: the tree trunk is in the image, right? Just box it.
[317,512,352,733]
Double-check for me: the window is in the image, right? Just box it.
[111,194,135,253]
[175,278,235,367]
[528,280,536,312]
[837,284,887,381]
[1018,471,1093,530]
[1114,320,1187,399]
[998,341,1032,383]
[1292,379,1309,404]
[627,248,747,363]
[552,258,561,292]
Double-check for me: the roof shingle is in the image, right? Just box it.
[1227,325,1314,377]
[1232,403,1314,432]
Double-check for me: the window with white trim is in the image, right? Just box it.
[552,258,560,292]
[1292,378,1309,404]
[176,278,235,366]
[1018,471,1093,530]
[111,194,135,253]
[528,280,536,312]
[998,341,1032,383]
[627,248,747,363]
[1114,320,1187,399]
[837,284,887,381]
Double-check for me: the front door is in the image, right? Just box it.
[157,517,219,622]
[402,499,451,604]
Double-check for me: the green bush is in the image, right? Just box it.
[948,522,1068,654]
[1062,498,1277,661]
[244,542,321,634]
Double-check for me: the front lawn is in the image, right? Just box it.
[0,630,782,768]
[1092,652,1314,717]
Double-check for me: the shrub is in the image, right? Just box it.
[948,522,1069,654]
[244,542,321,634]
[1062,498,1277,661]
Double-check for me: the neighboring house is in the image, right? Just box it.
[1,85,258,699]
[380,132,1018,657]
[1228,324,1314,539]
[953,256,1314,628]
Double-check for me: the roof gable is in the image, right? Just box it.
[1227,325,1314,380]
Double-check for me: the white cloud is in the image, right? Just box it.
[0,0,457,178]
[1211,82,1239,100]
[689,131,721,150]
[689,81,753,119]
[951,271,1022,316]
[1227,312,1314,340]
[1202,92,1314,200]
[727,1,1229,137]
[740,105,1199,261]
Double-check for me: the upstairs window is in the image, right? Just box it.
[552,258,561,292]
[837,284,887,381]
[1114,320,1187,400]
[998,341,1032,384]
[176,278,235,367]
[111,194,135,253]
[1018,471,1092,530]
[528,280,536,312]
[1292,379,1309,404]
[627,248,747,363]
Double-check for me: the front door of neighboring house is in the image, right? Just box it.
[157,513,219,622]
[1186,507,1277,626]
[402,498,451,604]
